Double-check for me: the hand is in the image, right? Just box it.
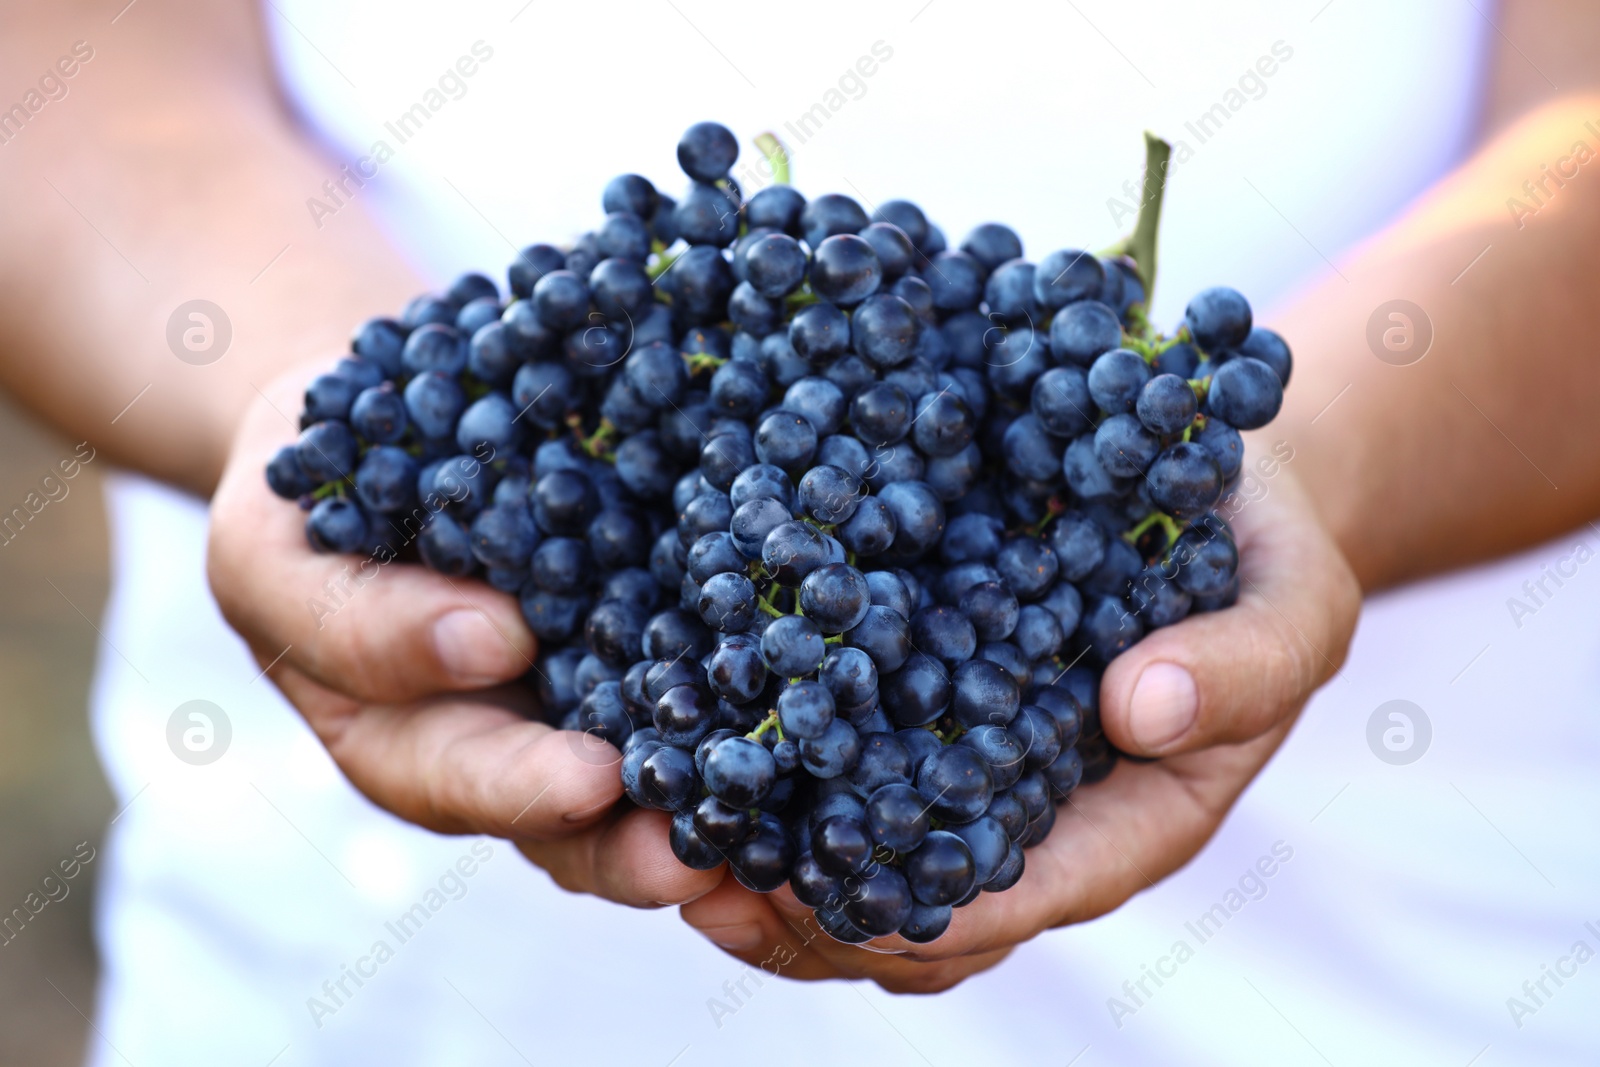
[678,455,1361,993]
[208,365,725,908]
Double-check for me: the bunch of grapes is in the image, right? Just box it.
[265,121,1291,944]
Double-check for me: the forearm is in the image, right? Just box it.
[0,0,419,495]
[1271,94,1600,591]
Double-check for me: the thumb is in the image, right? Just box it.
[1100,471,1360,757]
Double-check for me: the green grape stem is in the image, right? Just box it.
[753,132,791,185]
[1124,510,1183,548]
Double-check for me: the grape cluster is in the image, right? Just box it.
[265,121,1291,944]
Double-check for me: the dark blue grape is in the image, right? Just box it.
[900,904,952,943]
[266,445,316,500]
[837,498,897,557]
[811,814,874,876]
[960,223,1022,273]
[295,420,358,482]
[1049,300,1121,366]
[306,497,368,553]
[859,221,914,280]
[1080,595,1143,662]
[744,232,808,298]
[911,389,975,457]
[761,613,826,675]
[1095,413,1161,477]
[1152,340,1200,379]
[402,371,464,441]
[1231,326,1292,385]
[351,317,406,376]
[799,563,872,633]
[1206,356,1283,430]
[905,830,977,906]
[924,251,983,310]
[762,520,829,585]
[781,380,846,440]
[1001,414,1064,483]
[959,581,1020,642]
[950,657,1021,728]
[1013,603,1065,662]
[641,608,713,661]
[871,199,930,249]
[1087,348,1152,414]
[983,259,1037,324]
[1148,442,1223,519]
[1185,286,1253,352]
[417,511,477,575]
[745,184,807,236]
[754,409,818,471]
[1034,249,1105,310]
[876,481,945,557]
[1137,373,1199,436]
[302,373,358,423]
[788,302,850,363]
[402,294,458,330]
[799,193,868,248]
[1031,366,1094,438]
[850,293,920,369]
[842,865,914,937]
[810,234,881,306]
[1048,511,1106,582]
[799,718,861,779]
[1195,418,1244,482]
[790,852,844,907]
[917,745,993,822]
[703,736,776,808]
[778,680,836,740]
[468,500,537,571]
[880,652,950,727]
[637,742,700,810]
[455,393,522,457]
[401,322,466,378]
[677,121,738,182]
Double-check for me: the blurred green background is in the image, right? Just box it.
[0,388,114,1066]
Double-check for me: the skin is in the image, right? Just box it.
[1,0,1596,994]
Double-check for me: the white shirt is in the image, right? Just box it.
[88,2,1600,1064]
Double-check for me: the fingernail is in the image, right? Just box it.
[562,797,616,824]
[699,924,763,951]
[433,609,512,685]
[1128,662,1198,749]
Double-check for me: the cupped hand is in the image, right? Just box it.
[208,364,725,908]
[679,454,1361,993]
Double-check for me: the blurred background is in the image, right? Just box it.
[0,393,113,1066]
